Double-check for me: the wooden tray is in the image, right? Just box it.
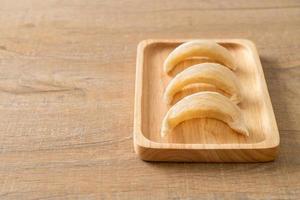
[133,39,280,162]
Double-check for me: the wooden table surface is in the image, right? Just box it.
[0,0,299,199]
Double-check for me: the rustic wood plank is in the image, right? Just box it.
[0,0,299,199]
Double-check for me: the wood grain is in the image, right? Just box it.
[0,0,299,199]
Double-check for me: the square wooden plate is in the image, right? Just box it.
[133,39,280,162]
